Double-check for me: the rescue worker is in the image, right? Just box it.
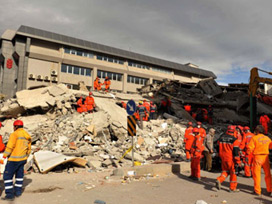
[103,76,111,92]
[259,113,270,135]
[143,100,150,120]
[149,101,157,120]
[197,122,206,138]
[203,128,215,171]
[247,125,272,196]
[189,128,204,181]
[0,122,6,152]
[93,77,99,91]
[76,97,84,113]
[2,120,31,200]
[216,125,241,192]
[121,101,127,109]
[184,104,192,114]
[85,92,95,113]
[239,126,254,177]
[184,122,194,161]
[202,108,208,123]
[137,101,147,129]
[207,105,213,125]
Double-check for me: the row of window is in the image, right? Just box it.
[97,55,124,65]
[128,61,150,70]
[97,70,122,81]
[127,75,148,85]
[61,64,91,77]
[64,47,94,58]
[64,47,172,74]
[152,67,172,74]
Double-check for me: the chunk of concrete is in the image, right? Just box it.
[48,84,67,97]
[34,150,87,173]
[125,151,144,162]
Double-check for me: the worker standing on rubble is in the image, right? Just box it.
[197,122,206,138]
[247,125,272,196]
[103,76,111,92]
[94,77,99,91]
[259,113,270,135]
[143,100,150,120]
[216,125,241,192]
[189,128,204,181]
[137,101,147,129]
[184,122,194,161]
[239,126,254,178]
[149,101,157,120]
[203,128,215,172]
[85,92,95,113]
[2,120,31,201]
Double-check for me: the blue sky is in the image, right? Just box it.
[1,0,272,85]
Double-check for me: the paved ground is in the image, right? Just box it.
[0,168,271,204]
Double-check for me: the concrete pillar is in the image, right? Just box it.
[123,72,127,93]
[149,77,153,85]
[92,67,97,90]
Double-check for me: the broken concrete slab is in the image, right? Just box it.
[197,78,222,96]
[125,151,144,162]
[34,150,87,173]
[48,84,68,97]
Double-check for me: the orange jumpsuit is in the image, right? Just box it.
[190,133,204,179]
[217,133,240,191]
[94,79,99,90]
[143,102,150,121]
[202,108,208,122]
[85,96,95,112]
[184,126,194,160]
[184,105,191,114]
[77,98,84,113]
[104,79,111,92]
[247,134,272,195]
[239,132,254,177]
[259,116,269,135]
[0,135,5,152]
[199,127,206,138]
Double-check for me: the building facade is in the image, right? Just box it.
[0,25,216,98]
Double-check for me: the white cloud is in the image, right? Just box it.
[0,0,272,82]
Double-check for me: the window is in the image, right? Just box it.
[80,68,85,76]
[68,66,73,74]
[61,64,92,77]
[74,66,79,75]
[97,55,103,60]
[76,51,83,56]
[61,64,67,73]
[108,58,113,63]
[86,69,91,76]
[127,75,148,85]
[64,48,70,54]
[71,50,76,55]
[88,53,94,58]
[97,70,122,81]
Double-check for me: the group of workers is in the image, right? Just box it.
[0,121,31,201]
[184,119,272,196]
[76,92,96,113]
[93,77,111,92]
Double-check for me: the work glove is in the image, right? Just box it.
[0,156,6,164]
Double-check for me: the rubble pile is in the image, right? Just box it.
[0,84,188,173]
[139,78,272,124]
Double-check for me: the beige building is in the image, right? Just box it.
[0,25,216,98]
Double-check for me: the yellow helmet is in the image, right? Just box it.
[139,101,143,105]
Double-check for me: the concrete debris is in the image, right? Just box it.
[195,200,208,204]
[34,150,87,173]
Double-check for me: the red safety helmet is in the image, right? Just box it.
[193,128,199,133]
[188,122,193,126]
[227,125,236,133]
[13,120,23,126]
[244,126,250,131]
[197,122,202,126]
[89,92,93,96]
[150,101,153,104]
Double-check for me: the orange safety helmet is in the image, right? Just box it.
[13,120,23,126]
[150,101,153,104]
[188,122,193,126]
[89,92,93,96]
[244,126,250,131]
[193,128,199,133]
[197,122,202,126]
[227,125,236,133]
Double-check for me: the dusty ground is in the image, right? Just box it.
[0,168,271,204]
